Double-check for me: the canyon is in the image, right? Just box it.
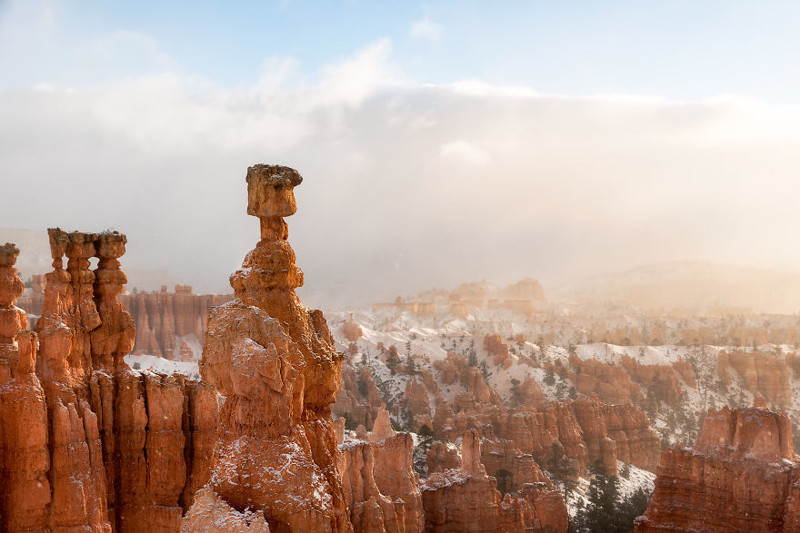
[6,166,800,532]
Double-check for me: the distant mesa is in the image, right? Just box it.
[374,278,547,318]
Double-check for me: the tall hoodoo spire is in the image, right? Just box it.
[186,164,350,532]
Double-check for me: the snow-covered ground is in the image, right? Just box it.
[124,353,201,380]
[566,461,656,518]
[327,306,800,452]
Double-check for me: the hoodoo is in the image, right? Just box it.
[0,231,217,532]
[184,165,351,531]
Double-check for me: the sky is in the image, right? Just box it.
[2,0,800,307]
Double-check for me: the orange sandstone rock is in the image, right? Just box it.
[123,287,231,360]
[342,314,363,343]
[636,405,800,532]
[421,430,567,532]
[185,165,350,532]
[0,232,218,532]
[484,334,510,367]
[0,243,52,532]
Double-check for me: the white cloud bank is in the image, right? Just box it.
[3,3,800,307]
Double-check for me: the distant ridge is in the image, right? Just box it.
[554,260,800,314]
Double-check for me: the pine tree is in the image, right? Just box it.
[544,366,556,386]
[406,355,417,375]
[573,460,650,533]
[546,443,577,502]
[387,345,400,374]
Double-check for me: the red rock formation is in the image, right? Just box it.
[569,354,641,405]
[670,359,696,388]
[421,430,503,532]
[337,406,424,533]
[1,232,218,533]
[542,403,589,476]
[0,243,52,532]
[570,397,617,475]
[620,355,682,405]
[433,352,467,385]
[515,377,545,407]
[636,404,800,532]
[183,488,270,532]
[342,314,363,342]
[427,441,461,474]
[432,395,660,478]
[122,286,231,360]
[91,232,136,371]
[369,407,395,442]
[372,432,425,532]
[718,350,791,407]
[481,439,555,492]
[484,334,511,368]
[421,430,567,532]
[601,403,661,471]
[185,165,350,531]
[404,377,433,431]
[332,364,383,431]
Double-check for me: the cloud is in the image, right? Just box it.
[316,39,401,107]
[409,16,443,41]
[3,6,800,307]
[439,140,490,165]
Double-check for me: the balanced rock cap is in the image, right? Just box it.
[0,243,20,267]
[246,164,303,218]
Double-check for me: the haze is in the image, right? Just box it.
[2,0,800,307]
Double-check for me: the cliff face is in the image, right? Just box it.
[0,233,217,533]
[636,404,800,532]
[718,350,791,407]
[184,165,350,532]
[337,408,424,533]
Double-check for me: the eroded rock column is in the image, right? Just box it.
[186,164,350,532]
[0,243,52,532]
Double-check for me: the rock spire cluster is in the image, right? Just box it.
[0,230,217,532]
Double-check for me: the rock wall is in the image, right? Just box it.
[122,286,231,360]
[0,233,217,533]
[636,403,800,532]
[337,409,425,533]
[20,280,231,361]
[718,350,791,407]
[184,165,350,532]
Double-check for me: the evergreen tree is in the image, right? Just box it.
[495,469,513,497]
[580,464,619,532]
[467,348,478,367]
[406,355,417,375]
[414,424,436,477]
[573,461,651,533]
[544,366,556,386]
[546,443,577,502]
[509,378,522,407]
[479,361,490,381]
[387,345,400,374]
